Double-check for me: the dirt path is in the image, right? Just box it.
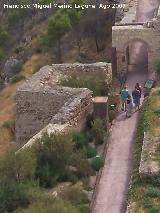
[93,72,147,213]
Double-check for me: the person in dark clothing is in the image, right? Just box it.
[132,87,141,111]
[135,83,142,98]
[126,94,133,118]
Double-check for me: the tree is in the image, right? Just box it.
[48,10,71,63]
[67,0,85,54]
[0,147,37,213]
[82,5,114,52]
[35,133,74,187]
[0,147,37,184]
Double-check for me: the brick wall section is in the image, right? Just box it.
[16,63,112,145]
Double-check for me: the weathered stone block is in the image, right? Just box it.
[93,97,108,123]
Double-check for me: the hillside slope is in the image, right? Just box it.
[0,1,116,154]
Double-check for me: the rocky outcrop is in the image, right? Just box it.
[3,57,22,81]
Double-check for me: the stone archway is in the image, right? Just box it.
[112,17,160,79]
[124,39,149,74]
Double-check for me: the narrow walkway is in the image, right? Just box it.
[93,0,160,212]
[93,72,147,213]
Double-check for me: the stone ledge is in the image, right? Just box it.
[139,132,160,178]
[19,123,69,150]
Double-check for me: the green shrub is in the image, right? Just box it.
[60,74,108,96]
[0,49,5,61]
[0,147,37,184]
[85,145,97,158]
[0,183,30,213]
[38,35,50,52]
[60,186,89,206]
[57,170,78,184]
[150,176,160,186]
[8,9,29,29]
[91,118,105,145]
[72,132,88,149]
[143,197,152,209]
[85,131,94,143]
[0,30,10,47]
[144,187,160,198]
[78,204,90,213]
[70,154,94,178]
[16,198,81,213]
[1,120,14,129]
[11,74,26,83]
[35,133,74,187]
[8,11,19,28]
[76,159,94,178]
[149,207,159,213]
[91,156,104,171]
[86,113,94,129]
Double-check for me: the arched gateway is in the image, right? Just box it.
[112,16,160,79]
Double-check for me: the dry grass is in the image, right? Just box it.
[21,53,51,78]
[0,81,25,154]
[150,95,160,111]
[0,128,12,155]
[0,52,51,155]
[0,83,22,123]
[31,20,48,37]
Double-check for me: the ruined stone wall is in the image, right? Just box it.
[53,63,112,84]
[16,88,79,144]
[16,63,111,145]
[51,89,93,129]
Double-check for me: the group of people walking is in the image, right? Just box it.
[120,83,142,118]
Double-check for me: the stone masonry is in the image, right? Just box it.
[16,63,112,145]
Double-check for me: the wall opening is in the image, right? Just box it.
[125,40,148,74]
